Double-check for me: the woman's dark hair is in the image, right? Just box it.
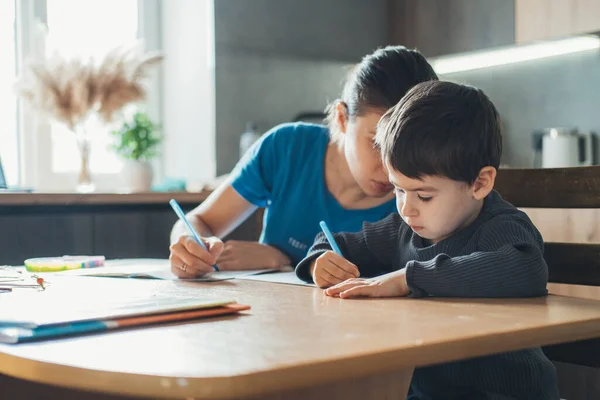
[327,45,438,141]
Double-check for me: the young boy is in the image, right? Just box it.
[295,81,559,399]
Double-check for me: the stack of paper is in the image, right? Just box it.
[0,294,250,343]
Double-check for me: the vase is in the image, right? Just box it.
[74,125,95,193]
[122,159,153,192]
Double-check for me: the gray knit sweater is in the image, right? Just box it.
[296,190,559,399]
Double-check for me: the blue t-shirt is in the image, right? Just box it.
[230,122,396,265]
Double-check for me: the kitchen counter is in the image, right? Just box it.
[0,191,212,207]
[0,188,261,265]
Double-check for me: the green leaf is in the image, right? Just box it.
[111,111,162,161]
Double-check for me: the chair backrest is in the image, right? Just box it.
[495,166,600,209]
[495,166,600,286]
[495,166,600,368]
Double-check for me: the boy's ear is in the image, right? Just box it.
[335,101,348,135]
[471,166,497,200]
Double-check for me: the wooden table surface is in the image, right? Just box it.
[1,277,600,399]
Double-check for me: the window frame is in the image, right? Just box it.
[15,0,163,192]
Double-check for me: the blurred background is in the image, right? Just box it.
[2,0,600,193]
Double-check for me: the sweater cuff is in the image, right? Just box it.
[405,260,427,298]
[295,251,327,283]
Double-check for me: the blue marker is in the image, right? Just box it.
[169,199,219,271]
[319,221,343,256]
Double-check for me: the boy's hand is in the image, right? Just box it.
[310,251,360,288]
[324,269,409,299]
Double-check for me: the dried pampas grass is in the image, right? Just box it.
[14,41,163,131]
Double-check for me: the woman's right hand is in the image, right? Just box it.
[169,235,224,278]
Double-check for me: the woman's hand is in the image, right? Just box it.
[169,235,224,278]
[216,240,291,271]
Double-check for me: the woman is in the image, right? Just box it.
[169,46,438,278]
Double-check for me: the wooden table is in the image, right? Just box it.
[2,277,600,399]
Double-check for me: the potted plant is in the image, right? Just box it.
[111,111,161,192]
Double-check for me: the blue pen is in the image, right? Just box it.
[169,199,219,271]
[319,221,343,256]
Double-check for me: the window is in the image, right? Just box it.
[45,0,139,175]
[9,0,161,191]
[0,0,18,186]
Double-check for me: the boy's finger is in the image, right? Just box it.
[325,280,361,296]
[327,253,360,277]
[316,269,341,288]
[339,285,374,299]
[324,261,356,281]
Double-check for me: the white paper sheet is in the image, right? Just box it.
[42,259,274,282]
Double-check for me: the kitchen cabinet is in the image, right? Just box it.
[387,0,515,57]
[388,0,600,58]
[515,0,600,43]
[0,213,94,265]
[0,193,262,265]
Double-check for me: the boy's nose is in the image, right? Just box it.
[401,199,419,217]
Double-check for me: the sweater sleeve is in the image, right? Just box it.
[295,214,401,282]
[406,215,548,298]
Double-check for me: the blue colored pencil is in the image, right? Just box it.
[319,221,343,256]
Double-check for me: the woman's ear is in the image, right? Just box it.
[471,166,497,200]
[335,101,348,135]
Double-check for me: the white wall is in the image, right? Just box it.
[160,0,390,179]
[161,0,216,184]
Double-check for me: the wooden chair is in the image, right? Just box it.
[495,166,600,397]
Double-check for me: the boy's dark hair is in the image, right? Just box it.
[327,46,438,140]
[376,80,502,184]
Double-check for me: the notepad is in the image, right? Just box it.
[236,271,315,287]
[0,296,236,328]
[0,295,250,343]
